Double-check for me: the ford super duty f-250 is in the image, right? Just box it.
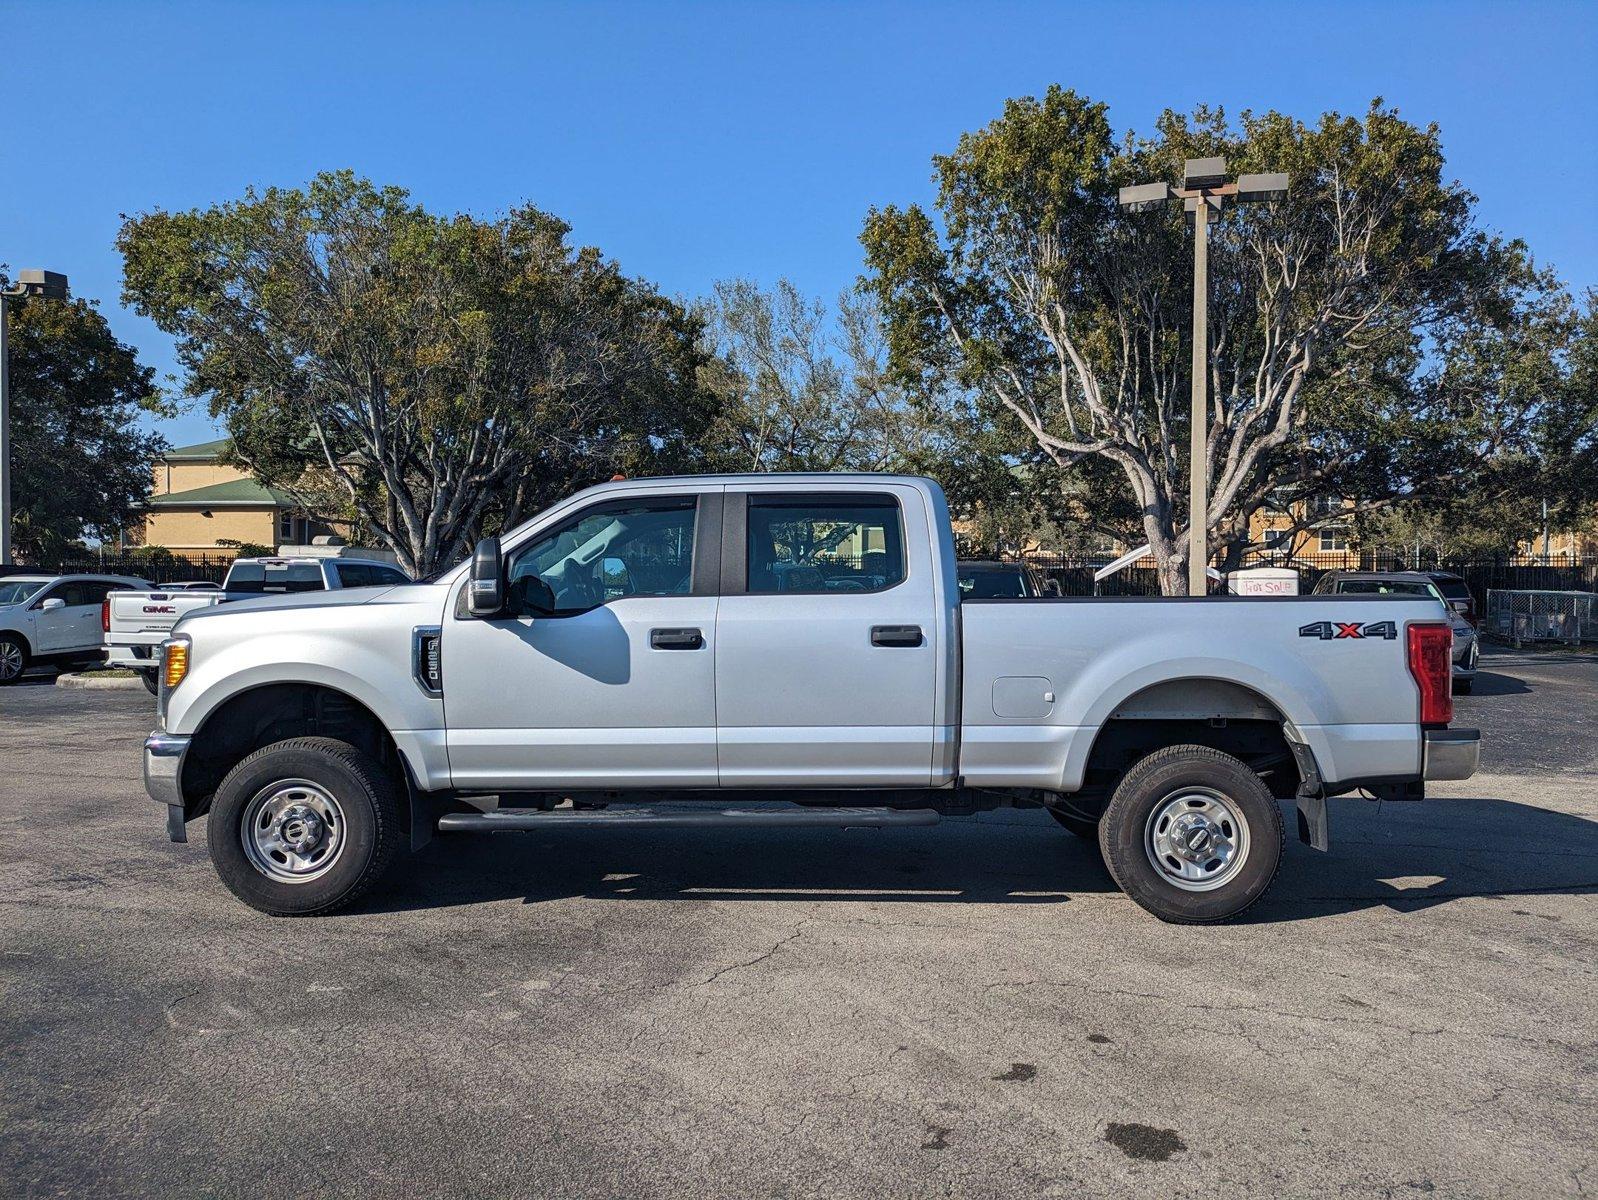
[142,474,1479,922]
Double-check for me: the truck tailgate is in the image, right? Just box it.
[107,590,224,643]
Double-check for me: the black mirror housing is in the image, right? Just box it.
[467,537,505,617]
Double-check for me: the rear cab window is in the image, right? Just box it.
[227,561,326,594]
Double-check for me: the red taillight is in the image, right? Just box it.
[101,598,111,633]
[1407,622,1453,725]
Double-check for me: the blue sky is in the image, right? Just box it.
[4,0,1595,447]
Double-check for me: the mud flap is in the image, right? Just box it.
[1287,738,1330,852]
[166,803,188,844]
[1295,791,1329,852]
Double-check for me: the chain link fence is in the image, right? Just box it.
[1484,589,1598,647]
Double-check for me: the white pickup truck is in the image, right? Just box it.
[107,555,410,692]
[143,474,1479,923]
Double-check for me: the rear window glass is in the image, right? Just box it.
[958,567,1028,598]
[226,562,325,593]
[746,495,905,594]
[1432,579,1471,599]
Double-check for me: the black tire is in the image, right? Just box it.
[0,634,28,685]
[207,737,406,916]
[1098,744,1284,924]
[1452,678,1473,695]
[139,670,160,695]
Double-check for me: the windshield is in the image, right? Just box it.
[0,580,47,606]
[958,567,1029,598]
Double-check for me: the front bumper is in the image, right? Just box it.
[143,732,191,841]
[1422,727,1480,781]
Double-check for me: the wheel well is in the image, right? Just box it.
[1083,679,1302,801]
[179,683,412,823]
[0,628,32,654]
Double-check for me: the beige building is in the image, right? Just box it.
[135,439,335,561]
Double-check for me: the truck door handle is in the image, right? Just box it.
[871,624,923,648]
[650,627,704,650]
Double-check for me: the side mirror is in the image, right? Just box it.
[599,556,632,597]
[1043,579,1062,598]
[467,537,505,617]
[40,597,66,612]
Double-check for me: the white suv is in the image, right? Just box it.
[0,573,152,683]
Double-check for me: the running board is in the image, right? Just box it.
[437,806,942,833]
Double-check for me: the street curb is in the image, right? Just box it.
[55,672,148,691]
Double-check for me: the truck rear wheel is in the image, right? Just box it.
[1098,744,1283,924]
[207,737,406,916]
[139,669,159,695]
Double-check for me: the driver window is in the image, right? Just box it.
[506,498,697,615]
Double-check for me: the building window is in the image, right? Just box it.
[279,512,296,543]
[1318,527,1348,552]
[1310,496,1349,553]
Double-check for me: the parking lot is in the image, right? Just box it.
[2,647,1595,1199]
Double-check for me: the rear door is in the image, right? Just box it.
[714,484,939,786]
[444,490,723,791]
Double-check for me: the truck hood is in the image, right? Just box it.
[178,586,397,624]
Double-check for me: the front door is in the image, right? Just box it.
[444,491,721,791]
[714,486,940,787]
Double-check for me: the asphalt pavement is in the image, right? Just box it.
[2,647,1595,1199]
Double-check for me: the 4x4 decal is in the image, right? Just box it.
[1298,619,1398,641]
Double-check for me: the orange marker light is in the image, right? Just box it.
[163,640,190,691]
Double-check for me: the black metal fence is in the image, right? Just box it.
[1017,551,1598,600]
[1,553,234,584]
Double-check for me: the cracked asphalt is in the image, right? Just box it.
[3,646,1596,1198]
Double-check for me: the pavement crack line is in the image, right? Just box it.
[695,922,808,986]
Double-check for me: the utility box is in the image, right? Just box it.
[1227,567,1299,597]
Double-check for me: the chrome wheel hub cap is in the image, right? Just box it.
[1145,787,1250,892]
[241,780,346,884]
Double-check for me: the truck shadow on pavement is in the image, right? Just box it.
[1460,669,1532,697]
[368,795,1598,922]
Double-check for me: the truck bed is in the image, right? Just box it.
[958,594,1444,791]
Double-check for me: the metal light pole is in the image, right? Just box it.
[1120,160,1287,595]
[1,269,70,565]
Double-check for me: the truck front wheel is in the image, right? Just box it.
[207,737,406,916]
[1098,745,1283,924]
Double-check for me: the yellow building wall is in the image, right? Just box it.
[152,460,252,496]
[142,508,278,557]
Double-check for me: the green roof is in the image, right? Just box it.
[161,437,232,462]
[146,478,296,509]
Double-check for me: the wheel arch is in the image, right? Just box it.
[178,681,419,837]
[1075,677,1307,801]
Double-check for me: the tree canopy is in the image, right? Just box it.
[119,171,718,577]
[1,286,164,561]
[862,88,1571,590]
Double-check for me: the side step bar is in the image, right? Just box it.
[437,806,942,833]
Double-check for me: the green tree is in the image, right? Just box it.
[119,172,718,578]
[1,283,164,561]
[862,89,1565,592]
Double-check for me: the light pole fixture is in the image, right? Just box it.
[1119,160,1287,596]
[1,269,71,565]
